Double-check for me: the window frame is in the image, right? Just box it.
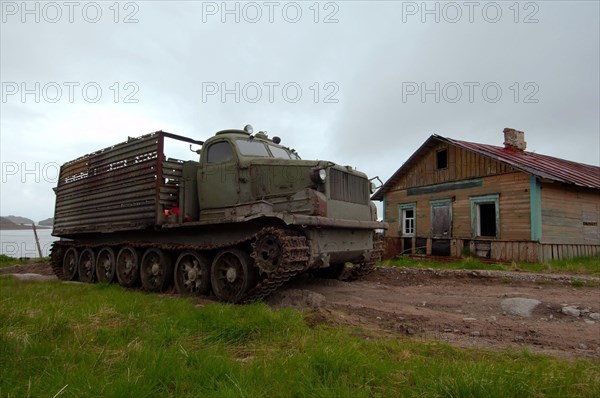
[399,202,416,237]
[470,194,500,238]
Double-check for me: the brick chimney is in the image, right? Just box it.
[503,128,526,151]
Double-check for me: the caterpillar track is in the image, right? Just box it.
[50,228,384,303]
[50,227,312,303]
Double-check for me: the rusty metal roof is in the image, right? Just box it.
[372,135,600,200]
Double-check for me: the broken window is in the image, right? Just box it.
[436,149,448,169]
[478,203,497,237]
[470,194,500,238]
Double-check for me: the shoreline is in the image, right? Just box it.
[0,226,53,231]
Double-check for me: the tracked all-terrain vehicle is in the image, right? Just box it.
[50,125,386,302]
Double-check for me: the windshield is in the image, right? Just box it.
[236,139,301,159]
[268,144,292,159]
[268,144,302,160]
[235,139,270,157]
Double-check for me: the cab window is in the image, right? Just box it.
[207,141,234,163]
[268,145,291,159]
[236,139,270,157]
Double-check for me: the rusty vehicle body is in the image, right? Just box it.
[50,126,386,302]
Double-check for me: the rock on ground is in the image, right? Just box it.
[501,297,541,318]
[8,273,57,281]
[561,306,581,317]
[268,289,325,309]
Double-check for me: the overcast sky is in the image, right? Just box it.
[1,0,599,223]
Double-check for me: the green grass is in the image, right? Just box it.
[1,278,599,397]
[0,254,50,268]
[382,255,600,277]
[0,254,27,268]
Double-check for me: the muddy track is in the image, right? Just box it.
[269,267,600,359]
[3,262,599,358]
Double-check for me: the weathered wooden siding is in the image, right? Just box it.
[392,142,516,190]
[540,184,600,245]
[490,240,538,262]
[385,172,531,241]
[382,238,600,262]
[539,243,600,261]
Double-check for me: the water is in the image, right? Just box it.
[0,229,59,258]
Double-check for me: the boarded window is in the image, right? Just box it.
[582,204,599,244]
[431,199,452,237]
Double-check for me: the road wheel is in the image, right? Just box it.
[96,247,116,283]
[174,251,210,295]
[140,248,173,292]
[251,231,283,274]
[62,247,79,281]
[211,248,257,303]
[116,246,140,287]
[78,248,96,283]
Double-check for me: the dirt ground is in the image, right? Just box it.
[3,262,599,359]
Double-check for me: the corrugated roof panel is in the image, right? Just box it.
[447,138,600,189]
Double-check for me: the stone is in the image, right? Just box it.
[589,313,600,321]
[578,343,588,350]
[561,306,581,317]
[268,289,325,309]
[10,273,57,281]
[501,298,541,318]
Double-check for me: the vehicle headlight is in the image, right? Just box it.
[318,169,327,182]
[370,182,376,194]
[311,168,327,184]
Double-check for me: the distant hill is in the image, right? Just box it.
[38,217,54,227]
[4,215,34,225]
[0,217,18,227]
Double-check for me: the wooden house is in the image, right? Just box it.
[372,128,600,262]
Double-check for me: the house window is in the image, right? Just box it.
[399,203,416,237]
[436,149,448,169]
[470,194,500,238]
